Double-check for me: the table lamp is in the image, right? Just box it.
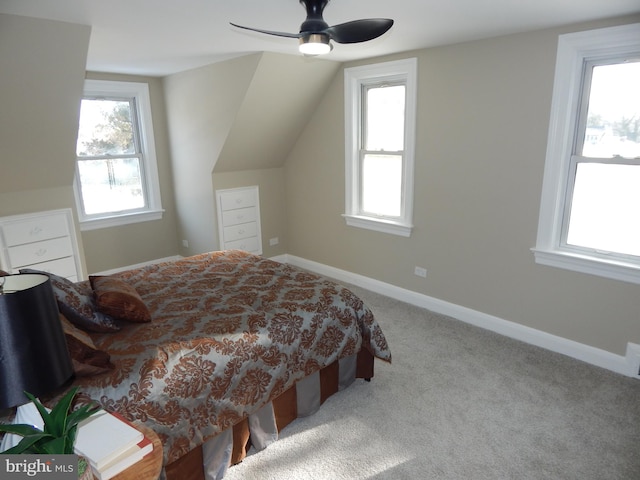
[0,273,74,450]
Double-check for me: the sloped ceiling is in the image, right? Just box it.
[214,52,340,172]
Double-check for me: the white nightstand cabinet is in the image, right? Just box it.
[216,186,262,255]
[0,209,83,281]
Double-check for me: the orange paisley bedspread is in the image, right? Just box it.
[73,250,391,465]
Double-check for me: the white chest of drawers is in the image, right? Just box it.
[216,186,262,255]
[0,209,83,281]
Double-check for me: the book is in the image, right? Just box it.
[74,409,144,470]
[93,434,154,480]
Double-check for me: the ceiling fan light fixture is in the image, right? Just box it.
[299,33,331,55]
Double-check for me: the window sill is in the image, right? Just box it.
[531,248,640,285]
[343,214,413,237]
[79,209,164,231]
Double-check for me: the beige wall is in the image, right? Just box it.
[284,15,640,357]
[0,15,89,195]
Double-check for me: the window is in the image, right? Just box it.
[344,58,417,237]
[75,80,163,230]
[533,23,640,284]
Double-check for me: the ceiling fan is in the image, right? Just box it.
[230,0,394,56]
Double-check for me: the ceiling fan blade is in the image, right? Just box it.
[230,23,301,39]
[325,19,394,44]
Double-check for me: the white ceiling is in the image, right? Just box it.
[2,0,639,76]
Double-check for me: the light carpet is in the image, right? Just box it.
[223,285,640,480]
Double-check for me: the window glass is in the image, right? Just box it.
[77,99,136,156]
[581,61,640,159]
[565,59,640,259]
[361,154,402,216]
[77,98,146,216]
[77,158,145,215]
[566,163,640,256]
[365,85,405,151]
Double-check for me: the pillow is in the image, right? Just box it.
[59,314,115,377]
[89,275,151,323]
[19,269,120,333]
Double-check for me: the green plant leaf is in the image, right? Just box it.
[0,423,42,436]
[47,387,78,437]
[23,391,53,432]
[1,433,53,454]
[41,436,69,455]
[66,402,100,430]
[66,425,78,453]
[5,387,93,454]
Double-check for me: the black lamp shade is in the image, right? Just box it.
[0,274,73,409]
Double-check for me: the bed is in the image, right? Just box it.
[36,250,391,479]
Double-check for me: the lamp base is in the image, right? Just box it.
[0,401,45,452]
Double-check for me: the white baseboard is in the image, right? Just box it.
[95,252,637,378]
[276,254,637,379]
[91,255,184,276]
[626,343,640,379]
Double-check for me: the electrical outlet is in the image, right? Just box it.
[414,266,427,278]
[182,239,189,248]
[269,237,279,246]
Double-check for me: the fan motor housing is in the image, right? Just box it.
[300,0,330,33]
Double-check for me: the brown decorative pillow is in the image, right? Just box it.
[20,269,120,333]
[59,314,115,377]
[89,275,151,323]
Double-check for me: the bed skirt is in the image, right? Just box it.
[165,348,374,480]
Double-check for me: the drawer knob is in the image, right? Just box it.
[237,215,244,220]
[30,227,43,236]
[35,248,47,257]
[238,229,245,234]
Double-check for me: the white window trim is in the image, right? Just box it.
[532,23,640,285]
[74,79,164,231]
[344,58,417,237]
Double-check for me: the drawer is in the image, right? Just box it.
[13,256,78,280]
[216,186,262,256]
[2,213,70,246]
[223,222,258,243]
[221,207,257,227]
[224,236,259,253]
[219,189,257,211]
[8,237,74,268]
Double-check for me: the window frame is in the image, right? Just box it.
[74,79,163,231]
[344,58,417,237]
[532,23,640,284]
